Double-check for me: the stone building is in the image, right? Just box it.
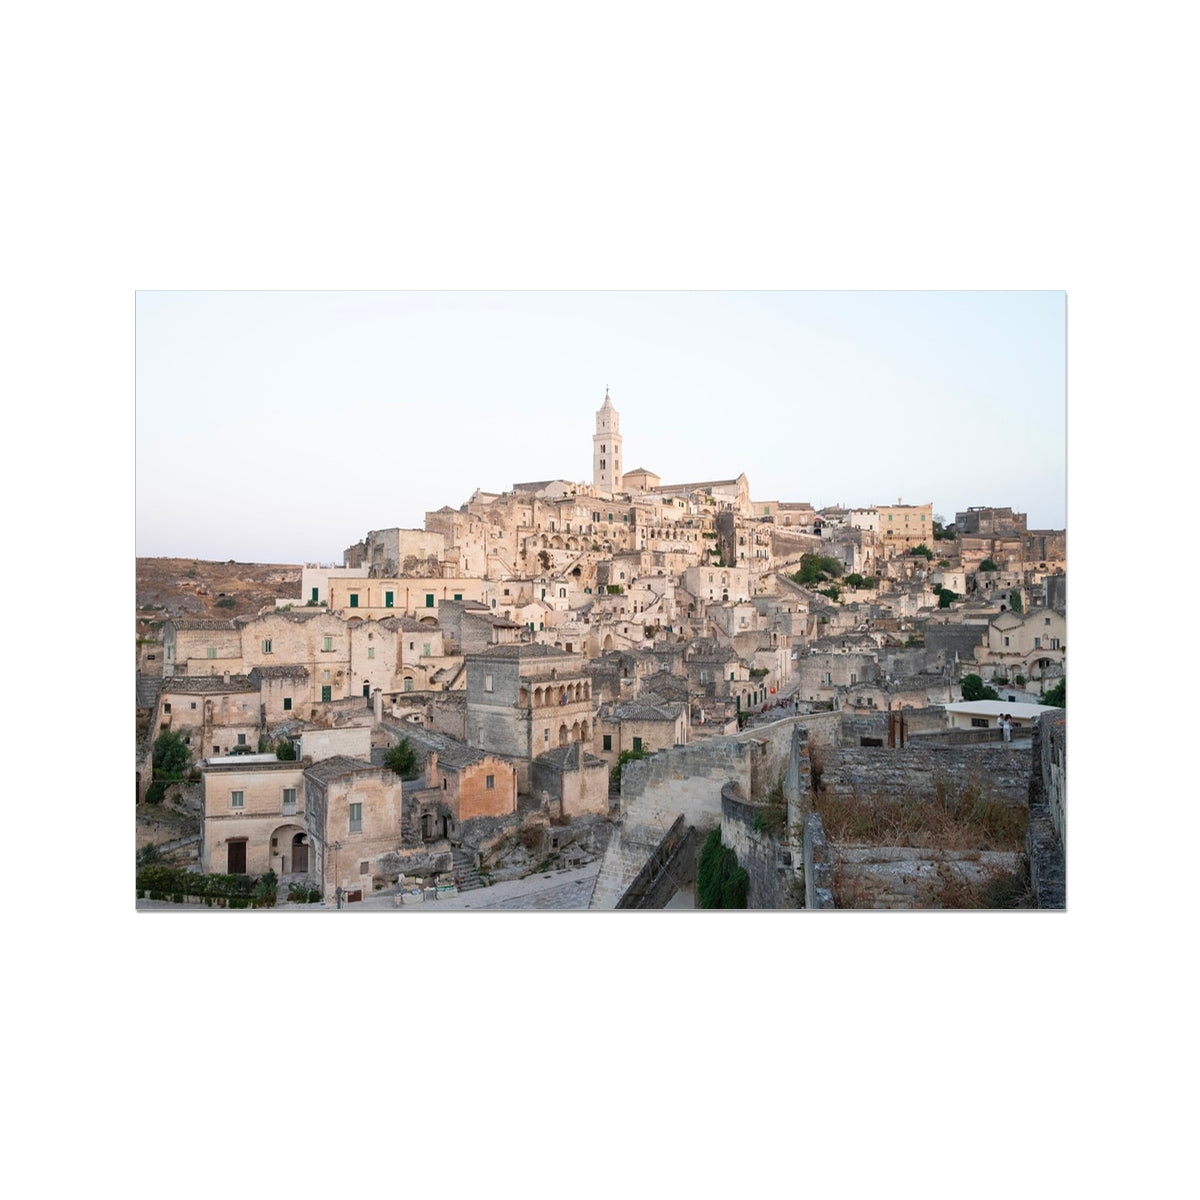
[593,387,623,495]
[200,755,310,876]
[156,673,260,758]
[875,502,935,556]
[464,644,595,790]
[530,742,610,817]
[303,756,405,897]
[395,727,519,837]
[594,698,688,771]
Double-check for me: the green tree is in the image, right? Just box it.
[1043,678,1065,707]
[610,746,650,791]
[910,543,934,560]
[275,739,296,761]
[938,589,959,608]
[1010,590,1023,614]
[696,829,749,909]
[791,553,842,586]
[979,558,998,572]
[152,730,190,780]
[384,738,420,779]
[961,674,999,702]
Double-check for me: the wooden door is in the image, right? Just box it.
[292,835,308,873]
[227,840,247,874]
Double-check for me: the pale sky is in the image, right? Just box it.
[136,290,1065,564]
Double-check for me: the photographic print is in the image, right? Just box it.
[135,291,1065,911]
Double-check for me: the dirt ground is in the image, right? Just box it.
[136,557,302,635]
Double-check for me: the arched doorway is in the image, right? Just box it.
[269,823,308,875]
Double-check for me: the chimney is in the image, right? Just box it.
[426,751,438,789]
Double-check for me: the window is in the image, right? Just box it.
[262,638,272,654]
[282,788,296,811]
[1045,617,1052,625]
[360,861,369,875]
[323,670,330,681]
[349,593,359,608]
[409,642,415,651]
[453,593,462,601]
[425,594,434,608]
[608,513,613,522]
[1004,637,1010,647]
[207,647,216,659]
[237,734,246,746]
[349,803,362,832]
[484,673,493,692]
[231,791,244,809]
[601,459,606,468]
[368,646,375,659]
[603,734,612,751]
[632,737,643,753]
[593,512,600,522]
[385,591,394,608]
[321,685,332,702]
[163,702,171,714]
[544,729,550,746]
[486,774,495,789]
[323,636,333,652]
[190,702,197,710]
[283,697,292,711]
[1034,637,1041,649]
[971,718,989,728]
[404,678,414,692]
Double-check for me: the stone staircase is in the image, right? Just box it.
[451,848,487,893]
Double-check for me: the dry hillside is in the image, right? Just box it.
[136,558,302,635]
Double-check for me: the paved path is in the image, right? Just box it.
[135,861,604,913]
[368,861,602,912]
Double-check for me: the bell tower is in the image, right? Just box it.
[593,387,623,495]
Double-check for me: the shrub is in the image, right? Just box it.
[979,558,998,572]
[307,888,322,903]
[697,830,749,908]
[610,746,650,791]
[910,544,933,560]
[215,596,237,608]
[153,730,191,780]
[961,674,999,702]
[145,781,166,805]
[1014,674,1026,686]
[275,740,296,761]
[384,738,419,779]
[1043,678,1065,707]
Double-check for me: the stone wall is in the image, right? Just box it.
[720,784,796,908]
[1027,710,1066,908]
[803,812,835,909]
[816,743,1031,806]
[832,847,1024,909]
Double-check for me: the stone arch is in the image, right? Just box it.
[518,686,529,707]
[580,720,589,742]
[270,823,308,876]
[603,634,614,651]
[558,723,569,747]
[534,686,544,707]
[571,720,581,742]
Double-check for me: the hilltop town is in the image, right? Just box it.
[135,391,1066,910]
